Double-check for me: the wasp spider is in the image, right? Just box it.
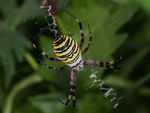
[33,1,121,107]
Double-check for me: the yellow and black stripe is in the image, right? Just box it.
[53,35,81,67]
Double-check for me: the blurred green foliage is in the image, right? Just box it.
[0,0,150,113]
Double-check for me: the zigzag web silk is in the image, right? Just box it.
[0,0,123,109]
[85,69,124,109]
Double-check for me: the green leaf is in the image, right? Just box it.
[0,0,42,88]
[2,74,43,113]
[113,0,150,12]
[60,2,137,60]
[90,4,137,59]
[127,73,150,95]
[0,29,29,88]
[30,94,64,113]
[122,48,149,78]
[0,0,43,29]
[137,0,150,12]
[78,93,112,113]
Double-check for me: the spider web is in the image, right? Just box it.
[85,69,124,109]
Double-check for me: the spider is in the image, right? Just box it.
[33,1,121,107]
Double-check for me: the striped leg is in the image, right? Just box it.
[64,10,85,48]
[77,19,85,48]
[82,24,93,54]
[84,57,122,69]
[42,61,66,70]
[33,44,65,70]
[65,69,77,107]
[32,44,58,61]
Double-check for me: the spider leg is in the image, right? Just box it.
[84,57,122,70]
[65,69,77,107]
[32,43,58,61]
[82,24,93,54]
[42,62,66,70]
[64,10,85,49]
[36,58,65,70]
[33,44,65,70]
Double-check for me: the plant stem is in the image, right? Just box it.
[24,52,38,70]
[2,74,43,113]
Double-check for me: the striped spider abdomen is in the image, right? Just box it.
[53,35,84,71]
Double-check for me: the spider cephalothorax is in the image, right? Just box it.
[33,0,121,107]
